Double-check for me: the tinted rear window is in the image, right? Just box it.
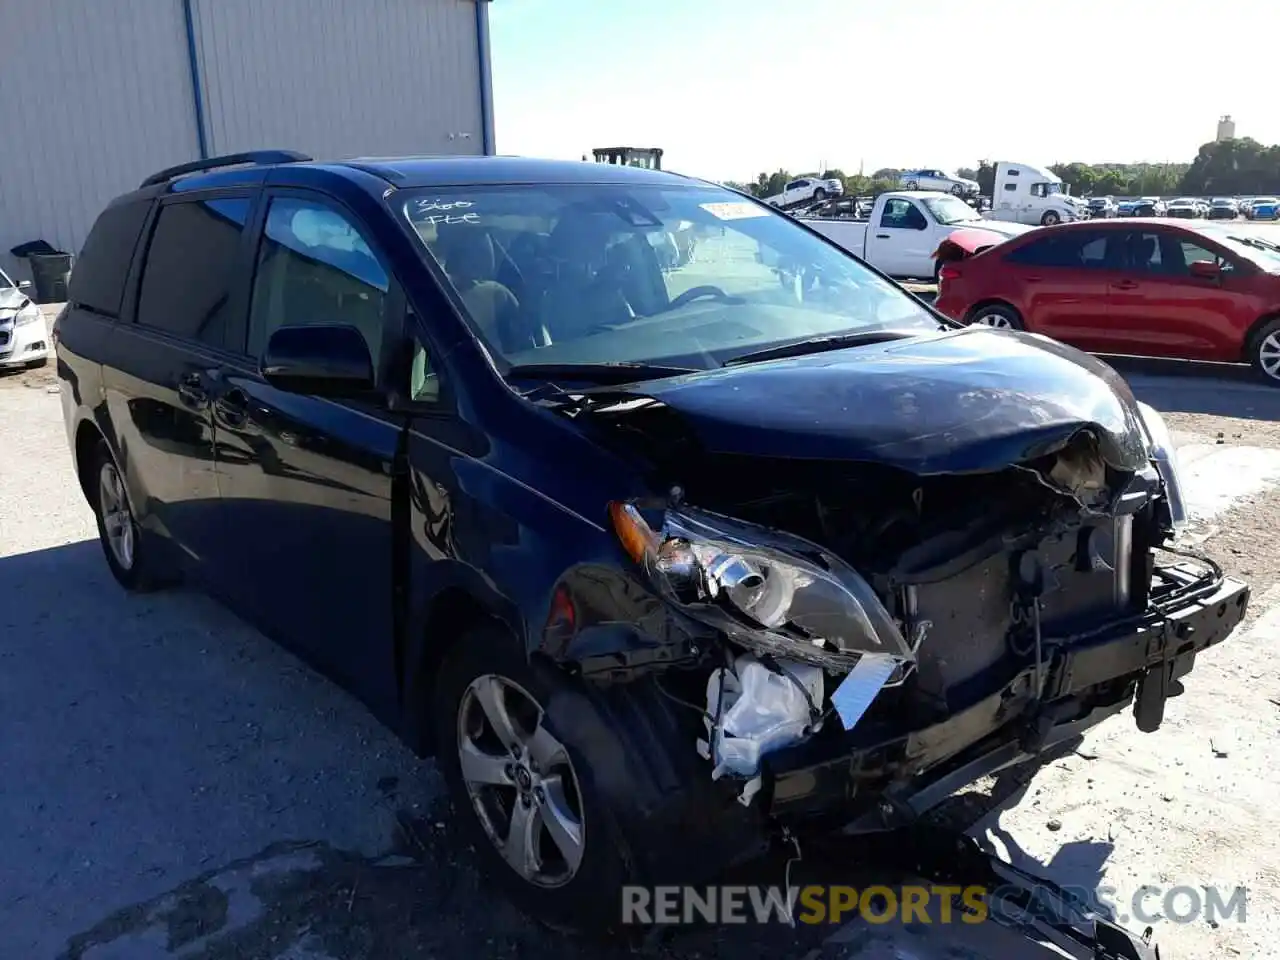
[135,197,251,345]
[68,200,152,316]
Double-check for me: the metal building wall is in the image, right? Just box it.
[0,0,489,281]
[0,0,201,277]
[189,0,486,160]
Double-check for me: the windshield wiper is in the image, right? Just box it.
[725,329,920,367]
[506,362,701,385]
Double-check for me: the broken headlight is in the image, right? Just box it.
[610,501,913,671]
[1136,402,1188,531]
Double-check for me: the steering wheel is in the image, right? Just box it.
[667,285,735,309]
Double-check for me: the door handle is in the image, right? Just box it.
[214,387,250,428]
[1024,275,1042,283]
[875,234,891,239]
[1113,280,1138,290]
[176,373,207,407]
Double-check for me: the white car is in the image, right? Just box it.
[0,268,48,369]
[898,168,981,197]
[761,176,843,209]
[1164,197,1202,219]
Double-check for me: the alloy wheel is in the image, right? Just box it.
[456,674,585,887]
[1259,332,1280,382]
[973,312,1015,329]
[98,461,135,570]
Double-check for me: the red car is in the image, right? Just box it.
[934,219,1280,384]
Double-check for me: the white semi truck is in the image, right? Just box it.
[985,161,1089,226]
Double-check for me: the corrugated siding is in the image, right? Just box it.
[0,0,199,278]
[191,0,484,160]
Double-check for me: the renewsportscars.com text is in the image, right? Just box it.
[621,883,1249,926]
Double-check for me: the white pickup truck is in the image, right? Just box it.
[794,190,1033,279]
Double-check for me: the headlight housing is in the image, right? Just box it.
[1136,402,1188,531]
[610,501,913,671]
[14,302,41,327]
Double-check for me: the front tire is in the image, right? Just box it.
[434,626,637,934]
[813,188,828,201]
[1041,210,1061,226]
[967,303,1024,331]
[1249,317,1280,386]
[951,184,965,196]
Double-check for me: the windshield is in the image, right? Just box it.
[920,195,981,225]
[399,183,941,376]
[1205,231,1280,271]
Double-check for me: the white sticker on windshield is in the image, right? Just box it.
[700,201,769,221]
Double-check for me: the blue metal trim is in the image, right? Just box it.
[182,0,210,159]
[474,0,496,155]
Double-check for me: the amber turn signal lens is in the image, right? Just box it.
[609,501,657,563]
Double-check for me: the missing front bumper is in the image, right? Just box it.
[761,571,1250,826]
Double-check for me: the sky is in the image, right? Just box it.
[489,0,1275,183]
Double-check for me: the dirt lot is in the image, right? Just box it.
[4,314,1280,959]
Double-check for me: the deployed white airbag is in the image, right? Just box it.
[702,653,824,779]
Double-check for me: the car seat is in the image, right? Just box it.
[434,225,525,351]
[537,212,639,343]
[1130,235,1159,271]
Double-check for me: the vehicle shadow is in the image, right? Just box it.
[55,800,837,960]
[1,540,827,960]
[7,539,1122,960]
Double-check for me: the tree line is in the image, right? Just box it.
[727,137,1280,199]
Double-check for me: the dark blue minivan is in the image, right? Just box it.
[56,150,1247,934]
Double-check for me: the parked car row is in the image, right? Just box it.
[1086,196,1280,220]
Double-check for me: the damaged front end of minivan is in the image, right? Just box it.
[537,329,1248,860]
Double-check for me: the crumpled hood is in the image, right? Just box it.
[603,327,1150,476]
[0,287,29,312]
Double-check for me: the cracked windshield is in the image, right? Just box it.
[402,184,939,374]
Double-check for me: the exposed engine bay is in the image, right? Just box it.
[577,386,1242,818]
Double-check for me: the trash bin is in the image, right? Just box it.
[26,252,73,304]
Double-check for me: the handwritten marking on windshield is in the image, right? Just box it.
[422,213,481,226]
[415,199,474,213]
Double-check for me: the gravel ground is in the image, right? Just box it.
[4,322,1280,959]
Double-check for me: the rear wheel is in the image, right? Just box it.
[967,303,1024,331]
[1249,317,1280,386]
[434,626,637,934]
[89,440,172,591]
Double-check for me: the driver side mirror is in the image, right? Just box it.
[17,279,31,291]
[260,324,377,398]
[1188,260,1221,282]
